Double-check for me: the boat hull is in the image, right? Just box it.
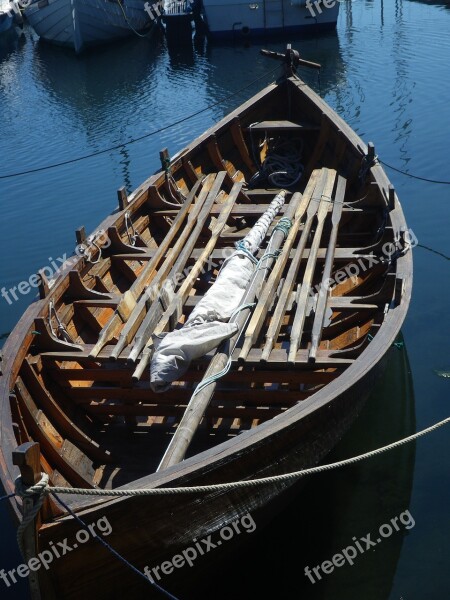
[24,0,156,53]
[0,64,412,599]
[201,0,339,39]
[35,356,383,599]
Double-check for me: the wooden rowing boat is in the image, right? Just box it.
[0,47,412,599]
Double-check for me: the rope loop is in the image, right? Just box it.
[49,302,75,344]
[124,211,141,247]
[273,216,292,239]
[14,473,49,559]
[234,241,259,264]
[14,472,49,499]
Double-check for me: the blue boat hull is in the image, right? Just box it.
[25,0,157,53]
[0,9,13,33]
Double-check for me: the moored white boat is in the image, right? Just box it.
[24,0,158,53]
[201,0,339,39]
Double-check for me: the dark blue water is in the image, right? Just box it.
[1,1,449,598]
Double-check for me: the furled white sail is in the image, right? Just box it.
[150,191,286,392]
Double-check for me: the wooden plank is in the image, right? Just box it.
[309,175,346,361]
[126,172,228,364]
[14,379,95,489]
[65,386,312,404]
[49,366,340,385]
[85,404,284,419]
[39,346,353,367]
[21,360,112,464]
[288,169,336,363]
[88,178,205,358]
[261,168,326,362]
[156,192,300,471]
[248,120,319,131]
[239,174,319,361]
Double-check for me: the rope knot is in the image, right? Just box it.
[15,473,49,559]
[15,472,49,499]
[273,217,292,239]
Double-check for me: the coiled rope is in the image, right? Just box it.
[248,137,305,189]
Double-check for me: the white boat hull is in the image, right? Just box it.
[201,0,339,38]
[0,0,14,34]
[25,0,157,53]
[0,11,13,33]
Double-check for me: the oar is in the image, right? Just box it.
[288,169,336,364]
[153,184,243,337]
[238,173,320,362]
[107,173,223,361]
[125,172,227,364]
[309,175,346,362]
[261,168,326,362]
[131,183,243,380]
[156,193,297,471]
[88,178,205,359]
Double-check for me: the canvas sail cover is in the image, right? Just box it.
[150,192,286,392]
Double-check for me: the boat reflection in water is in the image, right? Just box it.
[24,0,159,54]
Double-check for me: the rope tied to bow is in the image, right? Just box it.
[14,473,49,559]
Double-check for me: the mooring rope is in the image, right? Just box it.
[50,492,180,600]
[379,159,450,185]
[14,474,49,559]
[6,416,449,501]
[0,66,280,180]
[116,0,154,39]
[10,477,179,598]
